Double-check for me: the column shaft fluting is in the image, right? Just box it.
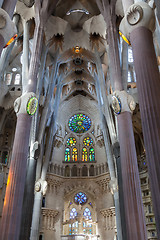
[131,26,160,238]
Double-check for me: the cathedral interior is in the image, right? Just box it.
[0,0,160,239]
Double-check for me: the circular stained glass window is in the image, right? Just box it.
[83,137,93,146]
[67,137,76,146]
[74,192,87,205]
[68,114,91,133]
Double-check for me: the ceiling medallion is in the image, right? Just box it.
[112,96,121,115]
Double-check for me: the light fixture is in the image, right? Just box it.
[74,46,80,54]
[12,67,17,72]
[66,9,89,16]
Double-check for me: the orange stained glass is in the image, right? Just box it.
[72,148,78,161]
[82,147,87,161]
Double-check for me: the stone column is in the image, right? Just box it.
[121,41,128,91]
[0,1,57,239]
[22,19,29,93]
[120,2,160,237]
[154,0,160,22]
[95,74,123,240]
[2,0,17,18]
[97,0,147,239]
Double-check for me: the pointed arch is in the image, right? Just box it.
[89,147,95,161]
[82,147,88,161]
[65,147,70,162]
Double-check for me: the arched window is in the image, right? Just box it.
[89,148,95,161]
[72,148,78,161]
[82,147,87,161]
[82,165,88,176]
[72,165,77,176]
[65,148,70,162]
[69,208,78,235]
[89,165,94,176]
[83,207,92,234]
[65,137,78,162]
[83,207,92,220]
[14,73,21,85]
[82,137,95,162]
[70,207,77,219]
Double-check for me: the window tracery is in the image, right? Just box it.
[68,114,91,133]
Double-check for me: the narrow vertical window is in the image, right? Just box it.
[65,148,70,162]
[82,147,88,161]
[89,147,95,161]
[72,148,78,161]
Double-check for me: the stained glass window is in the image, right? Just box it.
[74,192,87,205]
[70,208,77,219]
[83,207,92,220]
[67,137,76,146]
[72,148,78,161]
[89,148,95,161]
[65,148,70,162]
[83,137,93,146]
[82,147,88,161]
[68,114,91,133]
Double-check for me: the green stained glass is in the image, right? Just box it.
[89,147,95,161]
[65,148,70,162]
[82,147,88,161]
[67,137,76,146]
[68,114,91,133]
[83,137,93,146]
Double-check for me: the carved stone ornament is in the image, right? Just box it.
[0,8,17,45]
[111,96,121,115]
[127,5,143,25]
[14,92,38,116]
[112,90,136,114]
[119,2,155,43]
[35,179,48,196]
[109,178,118,195]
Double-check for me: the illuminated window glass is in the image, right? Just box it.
[83,207,92,220]
[89,148,95,161]
[68,114,91,133]
[67,137,76,146]
[128,48,133,63]
[74,192,87,205]
[83,137,93,146]
[5,73,12,85]
[83,208,92,234]
[128,71,132,82]
[14,74,21,85]
[70,208,77,219]
[65,148,70,162]
[72,148,78,161]
[82,147,88,161]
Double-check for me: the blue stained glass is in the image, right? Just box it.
[68,114,91,133]
[83,207,92,220]
[74,192,87,205]
[70,208,77,219]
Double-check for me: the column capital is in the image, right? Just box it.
[35,179,48,196]
[119,2,155,43]
[0,8,17,45]
[111,90,136,114]
[14,92,38,116]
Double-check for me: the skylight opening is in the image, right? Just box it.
[66,9,89,16]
